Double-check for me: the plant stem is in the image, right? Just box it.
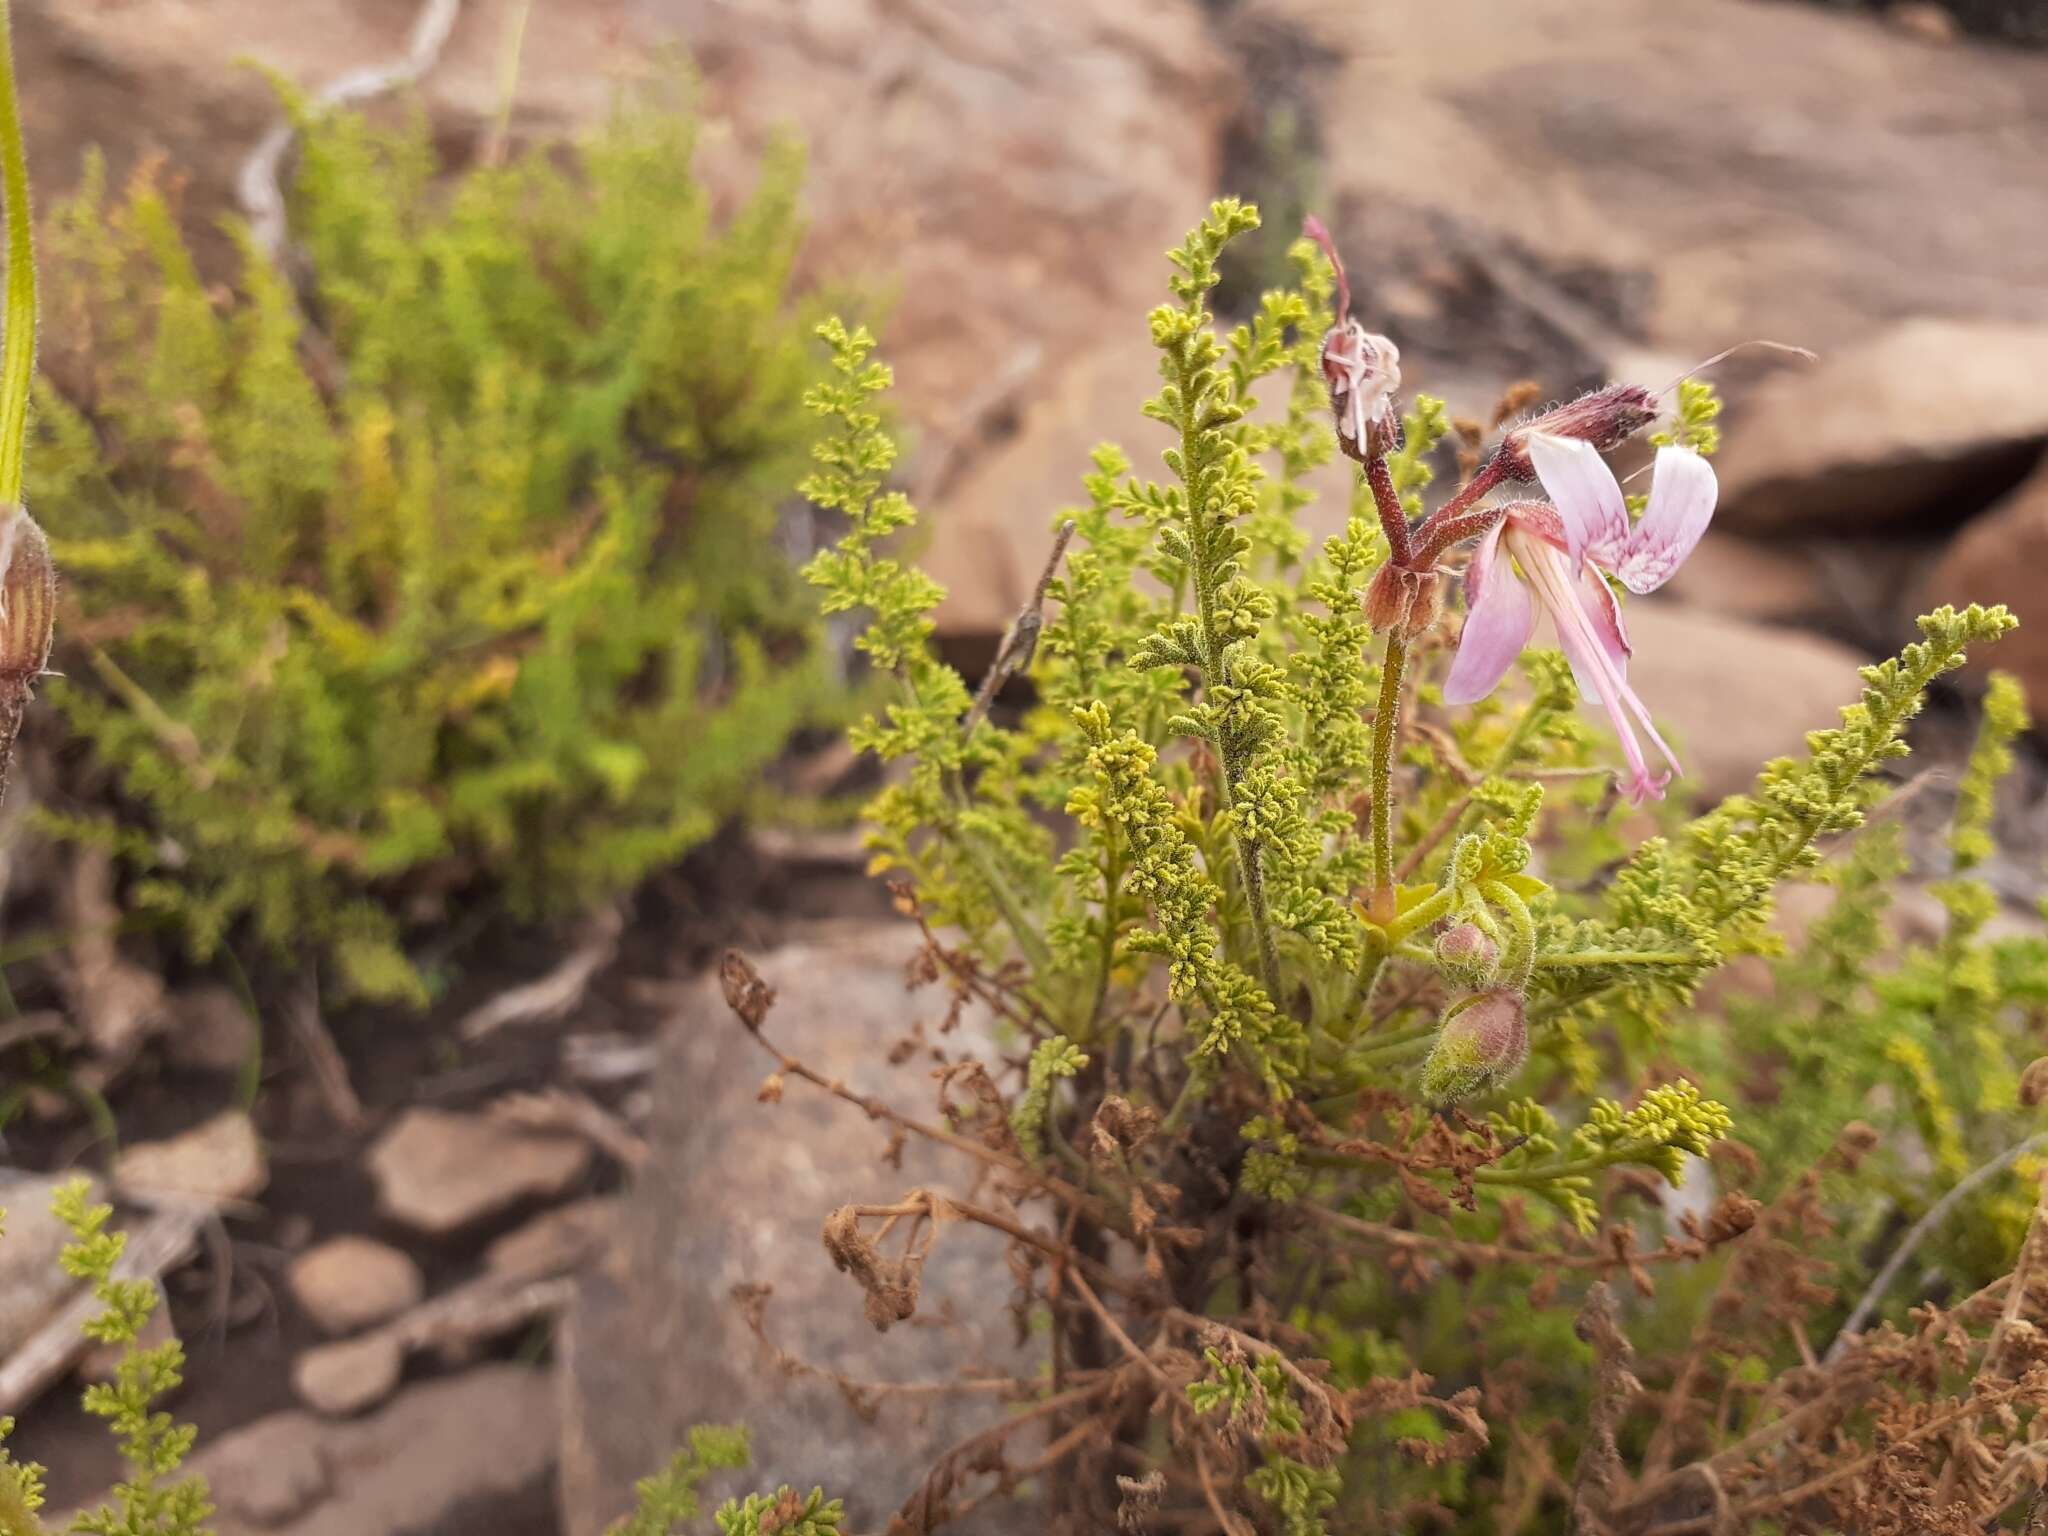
[0,0,34,511]
[1368,630,1407,916]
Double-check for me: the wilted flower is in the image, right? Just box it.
[1419,988,1528,1104]
[1304,215,1402,462]
[1443,436,1718,804]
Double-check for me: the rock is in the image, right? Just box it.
[115,1110,267,1206]
[292,1332,405,1418]
[1916,461,2048,712]
[1282,0,2048,434]
[180,1366,556,1536]
[288,1237,425,1337]
[162,984,260,1074]
[559,923,1037,1536]
[483,1197,618,1281]
[1889,2,1961,44]
[1659,535,1831,629]
[0,1173,96,1356]
[1709,322,2048,536]
[1612,602,1872,803]
[367,1107,592,1236]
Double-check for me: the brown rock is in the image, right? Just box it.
[1659,535,1831,628]
[292,1332,405,1418]
[1289,0,2048,372]
[559,923,1036,1536]
[175,1366,555,1536]
[1916,462,2048,712]
[367,1107,591,1236]
[161,984,260,1074]
[483,1197,618,1281]
[116,1110,267,1206]
[288,1237,425,1337]
[1612,601,1871,803]
[1889,2,1961,43]
[1709,322,2048,536]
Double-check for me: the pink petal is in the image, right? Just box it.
[1563,570,1632,706]
[1442,520,1535,705]
[1527,433,1628,571]
[1611,446,1717,594]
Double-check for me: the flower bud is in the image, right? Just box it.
[1433,923,1499,991]
[1362,561,1444,640]
[1419,989,1528,1105]
[0,509,55,801]
[1495,383,1658,480]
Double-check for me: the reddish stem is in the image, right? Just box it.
[1364,455,1413,568]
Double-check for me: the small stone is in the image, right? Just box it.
[292,1332,405,1417]
[115,1109,266,1205]
[76,1280,176,1385]
[484,1197,618,1281]
[196,1409,332,1527]
[1889,2,1959,44]
[367,1107,592,1236]
[162,983,260,1074]
[288,1237,425,1337]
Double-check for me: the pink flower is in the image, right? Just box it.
[1442,435,1718,804]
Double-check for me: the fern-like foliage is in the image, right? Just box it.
[31,89,836,1001]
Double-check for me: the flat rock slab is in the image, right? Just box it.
[289,1236,426,1337]
[367,1107,592,1236]
[559,922,1038,1536]
[174,1364,557,1536]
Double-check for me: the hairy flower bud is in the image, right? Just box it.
[0,508,55,805]
[1495,383,1658,480]
[1433,923,1500,991]
[1362,561,1444,640]
[1419,989,1528,1105]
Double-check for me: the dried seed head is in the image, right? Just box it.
[1362,561,1445,640]
[1433,923,1500,990]
[1419,989,1528,1105]
[1496,383,1658,480]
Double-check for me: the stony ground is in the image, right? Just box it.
[4,0,2048,1532]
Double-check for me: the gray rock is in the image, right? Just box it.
[367,1108,591,1236]
[162,984,261,1074]
[559,923,1037,1536]
[483,1197,617,1282]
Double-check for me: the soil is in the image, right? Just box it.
[0,819,894,1524]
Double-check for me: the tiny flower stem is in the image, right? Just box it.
[1411,455,1507,557]
[1472,1142,1656,1187]
[0,0,34,512]
[1367,629,1407,918]
[1364,454,1413,567]
[1411,503,1506,570]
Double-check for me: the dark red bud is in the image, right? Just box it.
[1434,923,1500,990]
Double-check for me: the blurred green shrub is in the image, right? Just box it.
[26,93,835,1003]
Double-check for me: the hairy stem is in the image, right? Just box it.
[1368,630,1408,916]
